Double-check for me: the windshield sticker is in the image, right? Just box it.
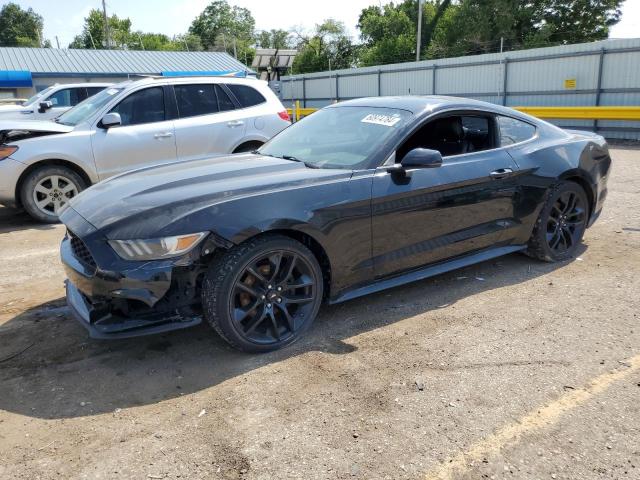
[361,113,402,127]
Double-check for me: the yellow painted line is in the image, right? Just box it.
[515,106,640,120]
[286,105,640,121]
[424,354,640,480]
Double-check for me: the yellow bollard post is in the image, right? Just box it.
[295,100,301,122]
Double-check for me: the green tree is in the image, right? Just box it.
[358,4,416,65]
[68,9,134,49]
[356,0,623,65]
[256,29,292,49]
[0,2,45,47]
[358,1,457,65]
[431,0,623,57]
[292,20,358,74]
[526,0,623,45]
[189,0,255,62]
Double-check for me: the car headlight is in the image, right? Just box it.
[0,145,18,161]
[108,232,208,261]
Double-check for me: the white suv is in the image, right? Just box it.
[0,76,291,222]
[0,83,112,121]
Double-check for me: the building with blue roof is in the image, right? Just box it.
[0,47,254,100]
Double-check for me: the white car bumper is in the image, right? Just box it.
[0,158,27,207]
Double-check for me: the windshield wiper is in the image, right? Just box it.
[262,153,319,169]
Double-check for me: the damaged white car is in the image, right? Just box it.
[0,76,290,222]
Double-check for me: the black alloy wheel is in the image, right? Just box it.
[231,250,317,345]
[546,189,586,254]
[202,235,323,352]
[526,181,589,262]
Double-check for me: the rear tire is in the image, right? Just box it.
[20,165,86,223]
[202,235,323,353]
[233,141,263,153]
[526,181,589,262]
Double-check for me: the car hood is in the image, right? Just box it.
[67,154,352,239]
[0,120,74,143]
[0,104,25,113]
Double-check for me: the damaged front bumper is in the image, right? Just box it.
[60,208,204,339]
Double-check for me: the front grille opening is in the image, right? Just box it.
[68,231,97,269]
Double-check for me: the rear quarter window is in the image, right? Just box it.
[227,84,266,108]
[498,116,536,146]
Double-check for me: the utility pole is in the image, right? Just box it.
[88,30,97,49]
[500,36,504,53]
[102,0,111,48]
[233,38,237,59]
[416,0,423,62]
[55,36,60,49]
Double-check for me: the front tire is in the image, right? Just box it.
[526,181,589,262]
[20,165,86,223]
[202,235,324,353]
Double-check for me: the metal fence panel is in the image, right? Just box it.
[281,38,640,138]
[381,69,432,96]
[339,73,378,98]
[436,64,502,95]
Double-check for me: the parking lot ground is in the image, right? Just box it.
[0,147,639,480]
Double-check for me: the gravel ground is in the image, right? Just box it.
[0,147,638,480]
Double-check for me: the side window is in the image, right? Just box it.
[48,88,81,107]
[86,86,106,97]
[215,85,235,112]
[397,114,496,160]
[109,87,165,126]
[174,84,219,118]
[226,84,266,108]
[498,116,536,146]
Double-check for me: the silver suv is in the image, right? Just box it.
[0,76,291,222]
[0,83,112,121]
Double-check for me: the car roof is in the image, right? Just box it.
[129,75,264,87]
[50,82,113,88]
[330,95,537,122]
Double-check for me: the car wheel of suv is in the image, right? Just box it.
[526,181,589,262]
[233,141,263,153]
[20,165,86,223]
[202,235,324,353]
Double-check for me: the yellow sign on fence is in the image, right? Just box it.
[564,78,577,89]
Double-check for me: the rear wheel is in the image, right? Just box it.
[202,235,323,353]
[526,181,589,262]
[233,141,263,153]
[20,165,86,223]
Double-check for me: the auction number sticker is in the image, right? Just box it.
[361,113,401,127]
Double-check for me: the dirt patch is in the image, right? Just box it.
[1,148,639,479]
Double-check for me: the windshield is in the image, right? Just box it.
[259,106,413,169]
[23,86,55,107]
[56,86,125,126]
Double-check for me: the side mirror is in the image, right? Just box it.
[38,100,53,113]
[400,148,443,168]
[100,112,122,129]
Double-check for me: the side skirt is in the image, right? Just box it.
[330,245,526,305]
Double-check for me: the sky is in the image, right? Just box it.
[2,0,640,48]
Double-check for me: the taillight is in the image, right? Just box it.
[278,110,290,122]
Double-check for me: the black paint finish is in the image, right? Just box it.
[59,96,611,338]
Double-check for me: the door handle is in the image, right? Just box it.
[153,132,173,139]
[227,120,244,127]
[490,168,514,179]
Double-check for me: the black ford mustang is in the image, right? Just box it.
[60,96,611,352]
